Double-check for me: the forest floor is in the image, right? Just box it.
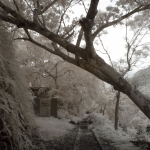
[132,141,150,150]
[34,128,76,150]
[34,116,150,150]
[34,130,150,150]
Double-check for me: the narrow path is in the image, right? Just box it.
[73,128,102,150]
[35,120,133,150]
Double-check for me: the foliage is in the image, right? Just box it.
[0,23,35,150]
[0,0,150,144]
[15,39,109,118]
[131,66,150,98]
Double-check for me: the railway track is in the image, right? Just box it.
[42,120,116,150]
[72,120,117,150]
[72,120,103,150]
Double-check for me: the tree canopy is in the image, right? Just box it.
[0,0,150,118]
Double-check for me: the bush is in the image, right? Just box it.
[0,23,36,149]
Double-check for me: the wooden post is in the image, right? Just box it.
[34,97,40,116]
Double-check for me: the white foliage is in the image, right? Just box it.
[89,113,138,150]
[0,24,35,149]
[35,117,74,140]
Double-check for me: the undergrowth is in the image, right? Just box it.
[0,23,36,149]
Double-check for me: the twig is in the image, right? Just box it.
[98,37,113,67]
[12,0,20,12]
[39,0,58,15]
[92,4,150,39]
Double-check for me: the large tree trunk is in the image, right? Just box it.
[78,57,150,119]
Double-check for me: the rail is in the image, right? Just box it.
[72,120,103,150]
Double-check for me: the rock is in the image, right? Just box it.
[69,120,76,125]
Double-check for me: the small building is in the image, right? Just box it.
[31,87,58,118]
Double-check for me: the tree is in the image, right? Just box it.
[0,0,150,119]
[114,20,150,130]
[103,20,150,130]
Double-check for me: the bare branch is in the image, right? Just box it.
[76,28,83,47]
[0,1,20,18]
[0,13,18,25]
[98,37,114,67]
[15,36,55,55]
[75,28,83,62]
[125,21,131,73]
[64,31,74,40]
[62,24,77,39]
[56,1,73,34]
[129,29,149,62]
[24,28,32,39]
[70,0,81,7]
[81,0,88,13]
[56,12,66,34]
[23,0,34,12]
[51,42,60,52]
[39,0,58,15]
[41,14,46,27]
[12,0,20,12]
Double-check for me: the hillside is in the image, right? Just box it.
[132,66,150,97]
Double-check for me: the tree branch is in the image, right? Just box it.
[62,23,77,39]
[92,4,150,39]
[15,35,113,86]
[76,28,83,47]
[0,13,18,25]
[79,0,99,58]
[86,0,99,21]
[0,1,20,18]
[12,0,20,12]
[56,1,72,34]
[75,27,83,62]
[98,37,114,67]
[81,0,88,13]
[125,22,131,75]
[39,0,58,15]
[24,28,32,39]
[64,31,74,40]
